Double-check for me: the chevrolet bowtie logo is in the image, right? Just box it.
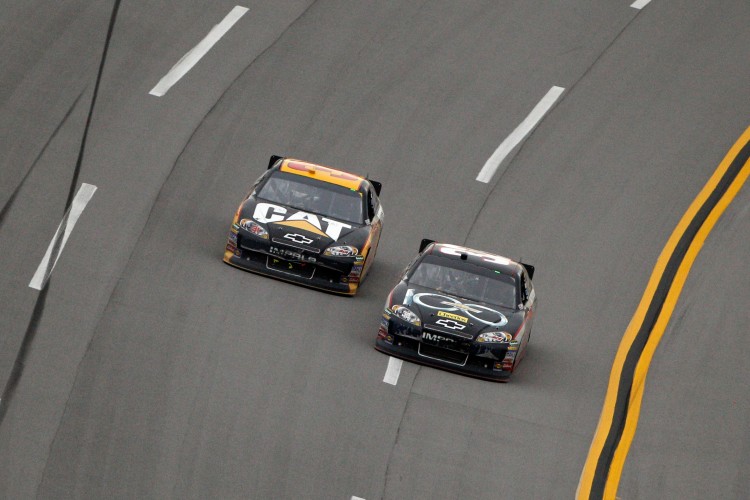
[283,233,314,245]
[435,319,466,330]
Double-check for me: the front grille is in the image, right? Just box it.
[422,328,472,353]
[266,255,315,279]
[424,322,474,340]
[418,343,469,366]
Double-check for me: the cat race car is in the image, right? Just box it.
[376,240,536,381]
[223,156,383,295]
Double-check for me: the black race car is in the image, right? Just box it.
[375,240,536,381]
[223,156,384,295]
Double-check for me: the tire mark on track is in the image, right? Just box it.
[0,0,122,428]
[0,89,85,231]
[31,0,321,490]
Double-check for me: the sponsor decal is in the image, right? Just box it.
[434,319,466,331]
[422,332,455,344]
[283,233,314,245]
[269,246,303,261]
[231,223,240,232]
[355,255,365,261]
[228,233,237,243]
[253,202,351,240]
[437,310,468,323]
[412,292,508,327]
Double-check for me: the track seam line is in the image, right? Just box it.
[35,2,322,493]
[0,89,86,231]
[379,366,420,500]
[462,9,640,247]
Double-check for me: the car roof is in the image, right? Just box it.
[423,243,523,277]
[278,158,366,192]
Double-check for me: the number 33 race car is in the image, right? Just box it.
[223,156,384,295]
[376,240,536,381]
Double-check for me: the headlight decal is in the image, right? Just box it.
[240,218,269,239]
[390,305,421,326]
[476,331,513,343]
[324,245,358,257]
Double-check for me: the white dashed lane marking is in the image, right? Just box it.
[476,86,565,183]
[382,357,403,385]
[631,0,652,9]
[149,5,249,97]
[29,183,97,291]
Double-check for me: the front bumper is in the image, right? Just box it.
[375,323,514,381]
[223,231,360,295]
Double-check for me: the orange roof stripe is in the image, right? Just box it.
[280,159,364,191]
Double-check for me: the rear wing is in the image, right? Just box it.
[520,262,535,280]
[369,180,382,196]
[419,239,435,253]
[267,155,284,169]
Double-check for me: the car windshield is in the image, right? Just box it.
[408,258,518,309]
[257,172,364,224]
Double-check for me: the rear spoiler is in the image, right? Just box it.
[521,262,535,280]
[267,155,284,170]
[419,239,435,253]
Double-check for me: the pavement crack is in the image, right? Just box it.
[462,9,641,248]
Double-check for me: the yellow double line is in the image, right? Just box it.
[577,127,750,500]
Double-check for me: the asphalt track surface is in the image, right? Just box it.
[1,1,748,499]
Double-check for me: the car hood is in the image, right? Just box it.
[241,197,366,252]
[391,282,523,341]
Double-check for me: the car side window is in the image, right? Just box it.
[522,271,533,304]
[250,172,267,197]
[403,254,422,280]
[367,190,376,221]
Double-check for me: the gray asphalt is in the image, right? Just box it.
[1,1,748,498]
